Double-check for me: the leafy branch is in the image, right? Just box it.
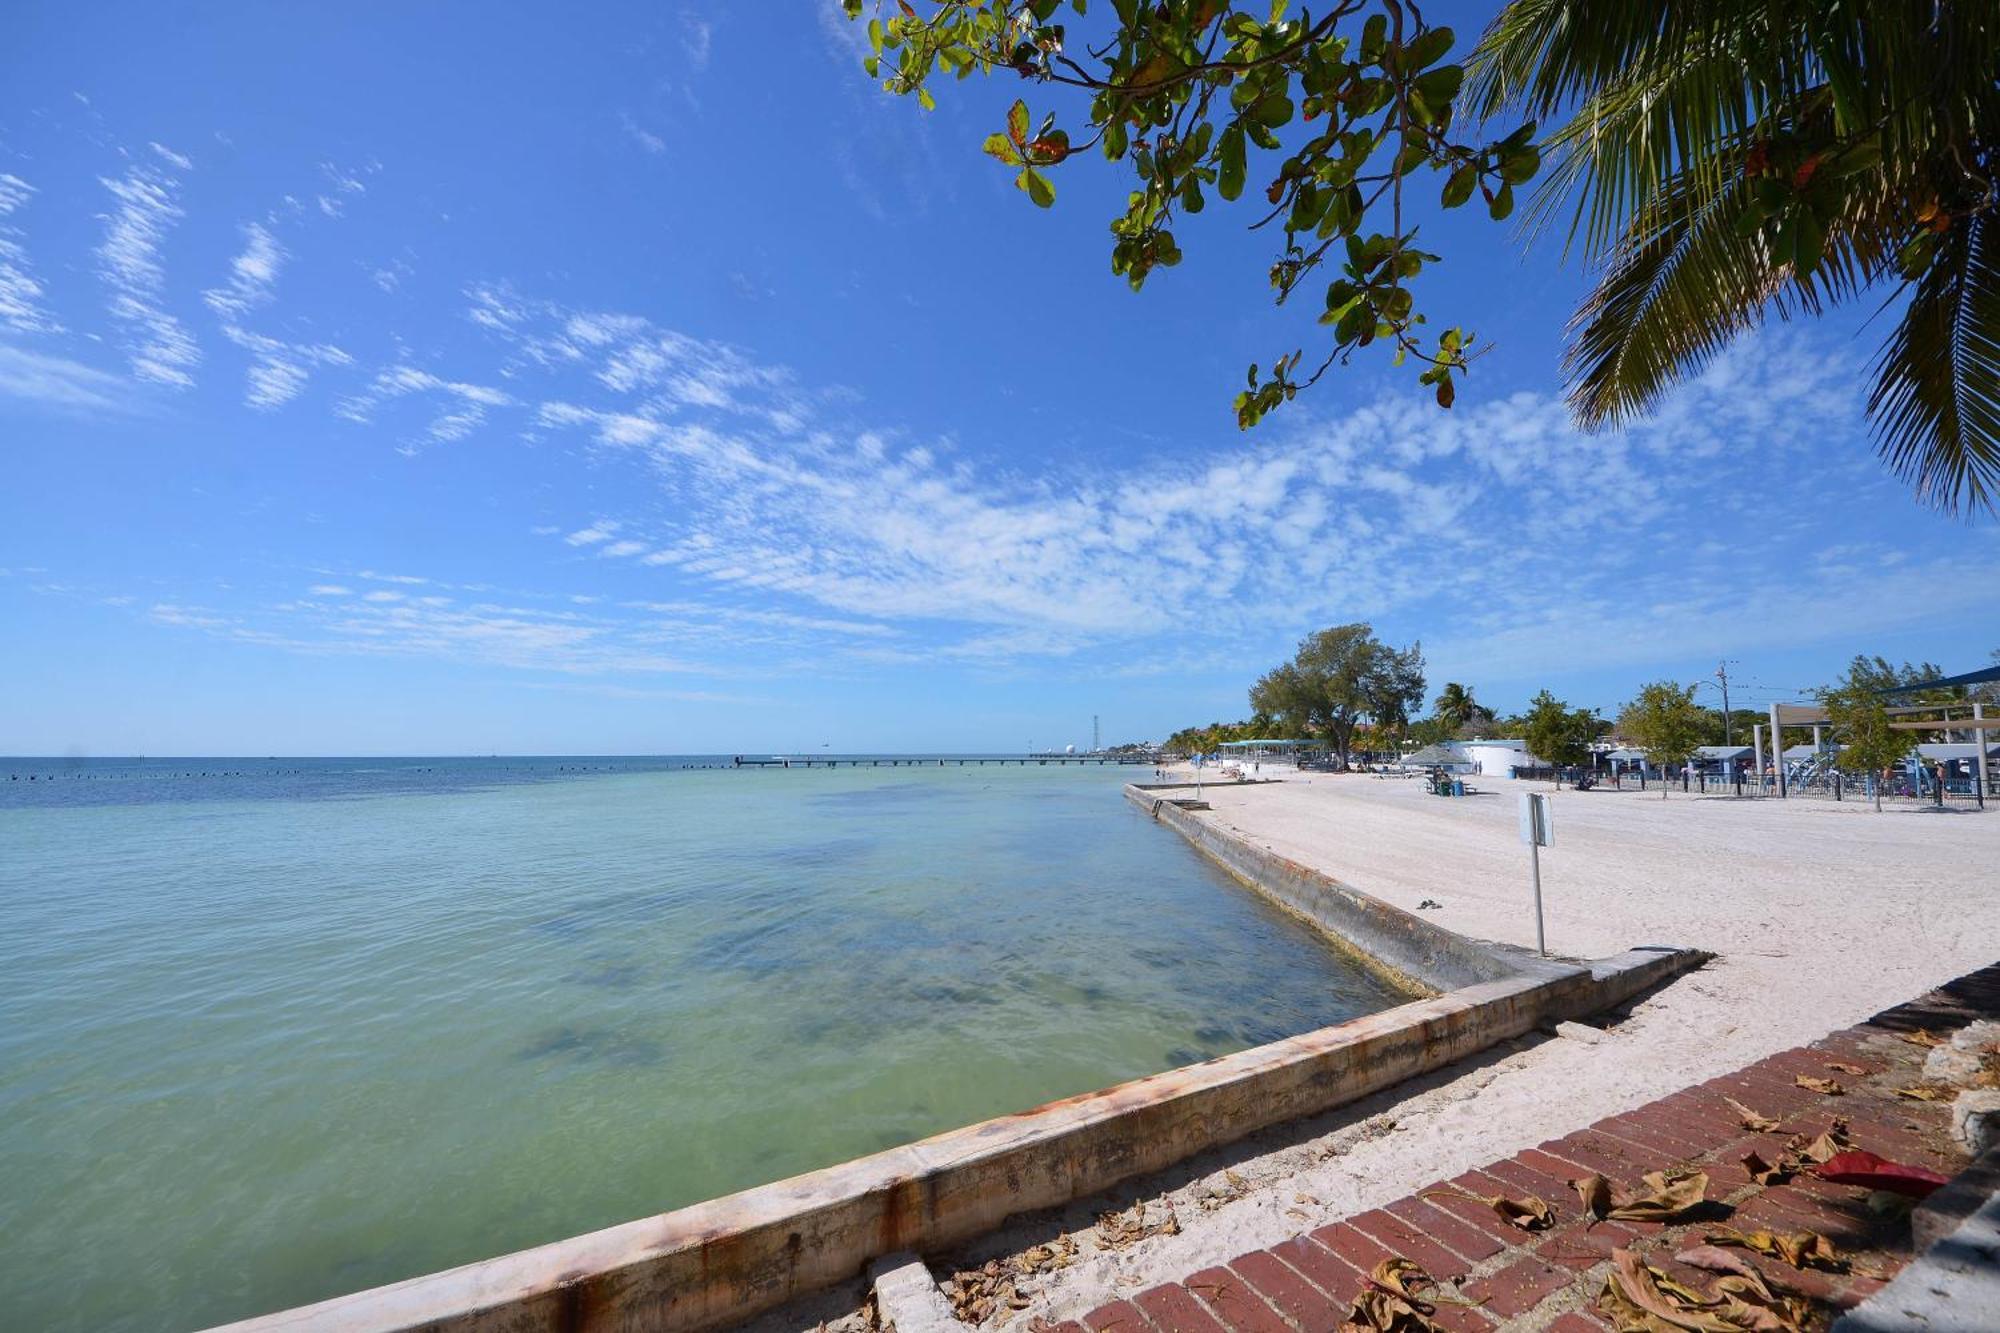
[841,0,1541,425]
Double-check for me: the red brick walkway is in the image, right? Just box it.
[1056,964,1998,1333]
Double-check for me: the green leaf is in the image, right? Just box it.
[1442,164,1476,208]
[1251,93,1293,128]
[1217,123,1246,200]
[1791,209,1824,278]
[1007,99,1030,147]
[1407,27,1455,70]
[1497,144,1540,184]
[1017,166,1056,207]
[1361,14,1386,62]
[1414,65,1464,106]
[917,86,936,112]
[983,132,1024,166]
[1487,182,1514,220]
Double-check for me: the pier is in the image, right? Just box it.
[732,754,1153,768]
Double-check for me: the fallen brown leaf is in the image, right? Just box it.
[1574,1170,1711,1225]
[1794,1075,1844,1096]
[1419,1186,1555,1231]
[1741,1152,1789,1186]
[1706,1225,1847,1273]
[1825,1060,1867,1076]
[1898,1029,1945,1048]
[1600,1248,1809,1332]
[1724,1097,1781,1133]
[1894,1084,1950,1102]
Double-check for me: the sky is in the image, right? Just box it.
[3,2,1996,756]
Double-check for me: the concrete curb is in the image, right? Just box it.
[203,795,1707,1333]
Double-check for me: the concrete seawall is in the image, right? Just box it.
[209,790,1707,1333]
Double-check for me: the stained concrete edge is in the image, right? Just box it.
[1833,1148,2000,1333]
[201,798,1706,1333]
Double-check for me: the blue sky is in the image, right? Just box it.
[2,2,1995,756]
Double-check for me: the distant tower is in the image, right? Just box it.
[1092,715,1101,753]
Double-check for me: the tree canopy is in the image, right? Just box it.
[1520,689,1597,786]
[1617,681,1707,795]
[1249,622,1425,768]
[841,0,1541,420]
[1819,660,1917,810]
[846,0,2000,513]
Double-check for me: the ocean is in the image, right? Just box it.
[0,756,1408,1331]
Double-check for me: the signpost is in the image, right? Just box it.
[1518,791,1552,956]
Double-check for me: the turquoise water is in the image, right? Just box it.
[0,758,1408,1332]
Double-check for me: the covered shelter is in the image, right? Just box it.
[1216,738,1316,768]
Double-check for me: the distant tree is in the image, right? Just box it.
[1820,664,1917,811]
[1434,682,1495,733]
[1250,623,1426,770]
[1521,689,1597,788]
[1618,682,1706,799]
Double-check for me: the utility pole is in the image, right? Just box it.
[1715,661,1737,745]
[1092,714,1100,754]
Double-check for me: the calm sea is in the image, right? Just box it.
[0,756,1407,1331]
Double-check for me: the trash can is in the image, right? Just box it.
[1451,779,1464,797]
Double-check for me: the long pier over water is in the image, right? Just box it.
[733,753,1153,768]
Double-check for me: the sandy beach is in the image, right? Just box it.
[898,770,1999,1326]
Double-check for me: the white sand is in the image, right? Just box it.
[927,772,1999,1324]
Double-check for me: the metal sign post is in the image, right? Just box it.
[1518,792,1553,956]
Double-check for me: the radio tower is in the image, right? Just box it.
[1092,715,1101,754]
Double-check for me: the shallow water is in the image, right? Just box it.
[0,757,1408,1331]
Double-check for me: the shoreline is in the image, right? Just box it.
[895,768,1995,1327]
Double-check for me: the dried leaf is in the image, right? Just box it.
[1724,1097,1781,1133]
[1338,1287,1445,1333]
[1794,1075,1844,1096]
[1894,1084,1950,1102]
[1741,1152,1789,1186]
[1369,1257,1434,1301]
[1597,1249,1740,1332]
[1094,1201,1178,1250]
[1787,1122,1851,1166]
[1601,1248,1810,1332]
[1898,1029,1946,1048]
[1418,1186,1555,1231]
[1705,1225,1847,1273]
[1825,1060,1867,1076]
[1675,1245,1768,1282]
[1575,1170,1711,1224]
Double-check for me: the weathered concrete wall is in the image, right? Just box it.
[207,796,1705,1333]
[1124,784,1537,992]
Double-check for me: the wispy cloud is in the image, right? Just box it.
[336,365,513,451]
[96,161,200,388]
[620,112,667,156]
[0,173,62,335]
[0,344,133,412]
[203,221,284,319]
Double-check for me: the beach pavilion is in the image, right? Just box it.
[1216,738,1316,767]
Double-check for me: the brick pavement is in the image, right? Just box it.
[1050,963,1999,1332]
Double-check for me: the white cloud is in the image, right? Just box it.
[681,15,713,69]
[620,112,667,156]
[565,521,619,546]
[336,365,513,450]
[0,345,131,412]
[149,142,193,170]
[203,222,285,319]
[96,164,200,387]
[307,584,352,596]
[599,539,649,558]
[0,173,61,335]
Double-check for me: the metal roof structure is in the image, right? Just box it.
[1880,663,2000,694]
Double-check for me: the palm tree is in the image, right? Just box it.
[1435,682,1486,733]
[1470,1,2000,514]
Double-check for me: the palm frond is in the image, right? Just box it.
[1868,214,2000,515]
[1565,132,1879,428]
